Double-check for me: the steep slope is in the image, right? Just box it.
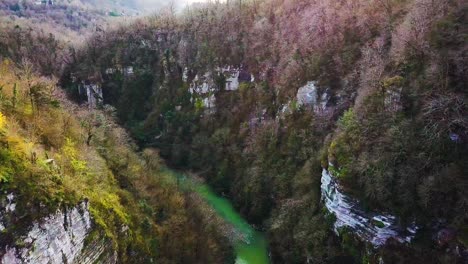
[0,61,231,263]
[63,0,467,263]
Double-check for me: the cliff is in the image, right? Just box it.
[0,196,115,264]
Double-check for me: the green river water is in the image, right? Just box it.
[168,170,269,264]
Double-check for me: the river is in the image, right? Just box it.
[167,170,270,264]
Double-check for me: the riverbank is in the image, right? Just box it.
[164,170,270,264]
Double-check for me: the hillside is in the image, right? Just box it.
[0,0,467,263]
[63,0,467,263]
[0,60,233,262]
[0,0,116,38]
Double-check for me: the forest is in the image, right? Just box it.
[0,0,467,263]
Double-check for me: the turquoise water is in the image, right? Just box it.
[195,184,269,264]
[167,170,269,264]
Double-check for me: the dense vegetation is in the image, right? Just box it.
[0,0,126,77]
[62,0,467,263]
[0,60,232,262]
[0,0,466,263]
[0,0,119,40]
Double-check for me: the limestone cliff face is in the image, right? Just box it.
[321,169,418,246]
[0,195,116,264]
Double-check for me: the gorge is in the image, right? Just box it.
[0,0,467,263]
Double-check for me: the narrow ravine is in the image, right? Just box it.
[195,184,269,264]
[167,170,269,264]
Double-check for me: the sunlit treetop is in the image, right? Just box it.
[0,112,6,130]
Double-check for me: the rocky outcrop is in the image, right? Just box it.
[321,169,418,247]
[0,195,116,264]
[76,82,103,109]
[296,81,330,113]
[189,72,217,111]
[220,66,253,91]
[187,66,254,112]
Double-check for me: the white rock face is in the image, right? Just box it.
[182,67,189,82]
[321,169,418,247]
[296,81,330,114]
[189,72,216,95]
[189,72,217,112]
[5,193,16,213]
[86,84,103,108]
[384,88,402,112]
[220,66,239,91]
[0,199,115,264]
[297,82,318,106]
[105,68,116,75]
[187,66,254,112]
[225,70,240,91]
[78,83,103,109]
[220,66,253,91]
[0,194,16,232]
[124,66,134,76]
[203,94,216,109]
